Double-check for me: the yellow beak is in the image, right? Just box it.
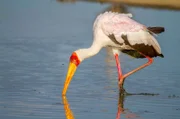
[62,61,77,96]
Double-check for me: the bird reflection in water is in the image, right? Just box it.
[62,96,75,119]
[61,93,132,119]
[62,89,148,119]
[116,88,140,119]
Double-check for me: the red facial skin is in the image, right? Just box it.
[70,52,81,66]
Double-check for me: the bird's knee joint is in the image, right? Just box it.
[147,58,153,65]
[149,58,154,63]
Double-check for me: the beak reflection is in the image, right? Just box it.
[62,96,75,119]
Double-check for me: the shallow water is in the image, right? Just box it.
[0,0,180,119]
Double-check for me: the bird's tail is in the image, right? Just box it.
[147,27,165,34]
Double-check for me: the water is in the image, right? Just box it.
[0,0,180,119]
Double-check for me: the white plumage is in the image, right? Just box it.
[92,11,162,56]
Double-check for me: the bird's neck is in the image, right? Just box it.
[75,41,103,62]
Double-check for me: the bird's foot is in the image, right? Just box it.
[119,86,130,96]
[118,80,127,95]
[118,77,132,96]
[118,76,125,86]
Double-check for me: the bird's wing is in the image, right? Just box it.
[122,30,162,54]
[101,14,163,56]
[120,31,163,58]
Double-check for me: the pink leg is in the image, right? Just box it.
[114,54,123,81]
[119,53,154,87]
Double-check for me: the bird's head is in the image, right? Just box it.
[62,44,101,95]
[62,51,81,96]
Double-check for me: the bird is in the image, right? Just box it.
[62,11,164,95]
